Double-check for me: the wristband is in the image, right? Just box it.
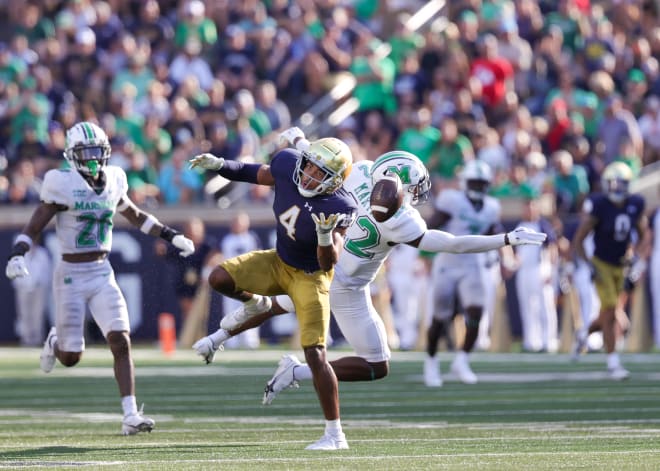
[160,225,179,243]
[9,234,33,259]
[9,242,30,259]
[317,231,333,247]
[15,234,33,248]
[140,214,159,234]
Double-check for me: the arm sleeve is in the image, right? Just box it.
[417,230,506,253]
[217,160,261,184]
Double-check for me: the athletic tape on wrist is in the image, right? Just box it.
[140,214,160,234]
[317,231,333,246]
[15,234,33,249]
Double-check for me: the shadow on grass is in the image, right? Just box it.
[0,442,260,461]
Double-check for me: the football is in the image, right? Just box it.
[370,175,403,222]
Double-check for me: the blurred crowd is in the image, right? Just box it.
[0,0,657,215]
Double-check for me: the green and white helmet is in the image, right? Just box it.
[371,151,431,206]
[64,121,111,178]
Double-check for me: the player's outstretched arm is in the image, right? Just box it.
[409,226,547,254]
[190,153,275,186]
[6,202,60,279]
[118,196,195,257]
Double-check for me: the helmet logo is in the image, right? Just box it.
[385,165,411,184]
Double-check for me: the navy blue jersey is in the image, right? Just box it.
[587,192,645,266]
[270,149,357,272]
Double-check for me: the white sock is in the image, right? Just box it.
[325,418,342,436]
[294,364,313,381]
[121,395,138,417]
[209,328,230,347]
[455,350,468,364]
[607,352,621,370]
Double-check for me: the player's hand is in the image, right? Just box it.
[279,127,310,151]
[172,234,195,257]
[506,227,547,246]
[312,212,345,234]
[312,212,345,247]
[189,153,225,171]
[628,256,647,284]
[6,255,29,279]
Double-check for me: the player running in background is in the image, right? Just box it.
[193,139,546,397]
[571,162,649,380]
[5,121,195,435]
[189,129,356,451]
[424,160,513,386]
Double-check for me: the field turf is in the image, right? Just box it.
[1,347,659,470]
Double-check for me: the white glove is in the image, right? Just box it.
[6,255,29,279]
[189,153,225,171]
[312,212,345,246]
[506,226,547,246]
[172,234,195,257]
[279,127,310,151]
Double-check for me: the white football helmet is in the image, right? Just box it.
[371,151,431,206]
[460,160,492,202]
[293,137,353,197]
[601,161,633,204]
[64,121,111,178]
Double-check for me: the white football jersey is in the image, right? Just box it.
[433,189,501,268]
[334,160,427,288]
[40,166,128,254]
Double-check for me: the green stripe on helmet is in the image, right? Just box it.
[83,122,95,140]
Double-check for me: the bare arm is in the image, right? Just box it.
[118,195,194,257]
[571,215,598,262]
[317,226,347,272]
[23,203,61,239]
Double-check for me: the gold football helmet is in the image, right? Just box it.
[294,137,353,197]
[602,161,633,204]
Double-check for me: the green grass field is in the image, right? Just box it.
[1,346,660,470]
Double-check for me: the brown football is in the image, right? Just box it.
[370,175,403,222]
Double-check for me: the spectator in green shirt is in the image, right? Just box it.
[174,0,217,50]
[427,117,474,183]
[350,34,397,115]
[551,149,590,216]
[111,51,155,102]
[394,107,441,165]
[387,14,424,71]
[489,162,538,200]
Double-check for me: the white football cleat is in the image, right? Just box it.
[263,354,301,405]
[305,433,349,450]
[122,404,155,435]
[192,336,223,364]
[40,327,57,373]
[423,356,443,387]
[608,365,630,381]
[451,355,478,384]
[220,295,272,331]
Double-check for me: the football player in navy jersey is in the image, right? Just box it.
[189,128,356,450]
[571,162,650,380]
